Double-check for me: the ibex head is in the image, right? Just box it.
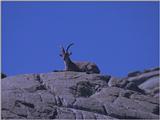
[60,43,74,61]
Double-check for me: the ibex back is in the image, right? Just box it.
[59,43,100,74]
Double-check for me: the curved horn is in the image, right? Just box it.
[60,45,65,54]
[66,43,74,52]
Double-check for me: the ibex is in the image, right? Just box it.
[59,43,100,74]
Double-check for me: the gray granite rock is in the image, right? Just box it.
[139,76,159,93]
[127,70,159,85]
[128,71,141,77]
[1,68,159,119]
[104,102,158,119]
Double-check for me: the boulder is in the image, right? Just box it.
[139,76,159,93]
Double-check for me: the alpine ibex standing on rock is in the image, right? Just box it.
[59,43,100,74]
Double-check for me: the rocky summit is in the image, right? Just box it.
[1,67,160,119]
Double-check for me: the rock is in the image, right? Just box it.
[113,96,158,114]
[2,68,159,119]
[127,70,159,85]
[104,103,158,119]
[128,71,141,77]
[70,81,96,97]
[103,95,159,119]
[130,93,159,105]
[1,74,41,91]
[139,76,159,93]
[1,73,7,79]
[108,77,119,87]
[108,78,145,94]
[150,87,160,98]
[116,78,129,88]
[142,67,159,74]
[150,67,160,71]
[73,97,106,114]
[91,87,121,103]
[124,82,145,94]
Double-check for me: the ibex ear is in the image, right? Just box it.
[59,54,63,57]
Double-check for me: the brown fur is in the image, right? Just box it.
[59,43,100,74]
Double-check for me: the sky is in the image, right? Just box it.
[2,1,159,77]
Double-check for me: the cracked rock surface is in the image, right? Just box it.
[1,67,159,119]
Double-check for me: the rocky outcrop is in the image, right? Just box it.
[1,67,159,119]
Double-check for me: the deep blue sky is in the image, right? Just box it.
[2,2,159,77]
